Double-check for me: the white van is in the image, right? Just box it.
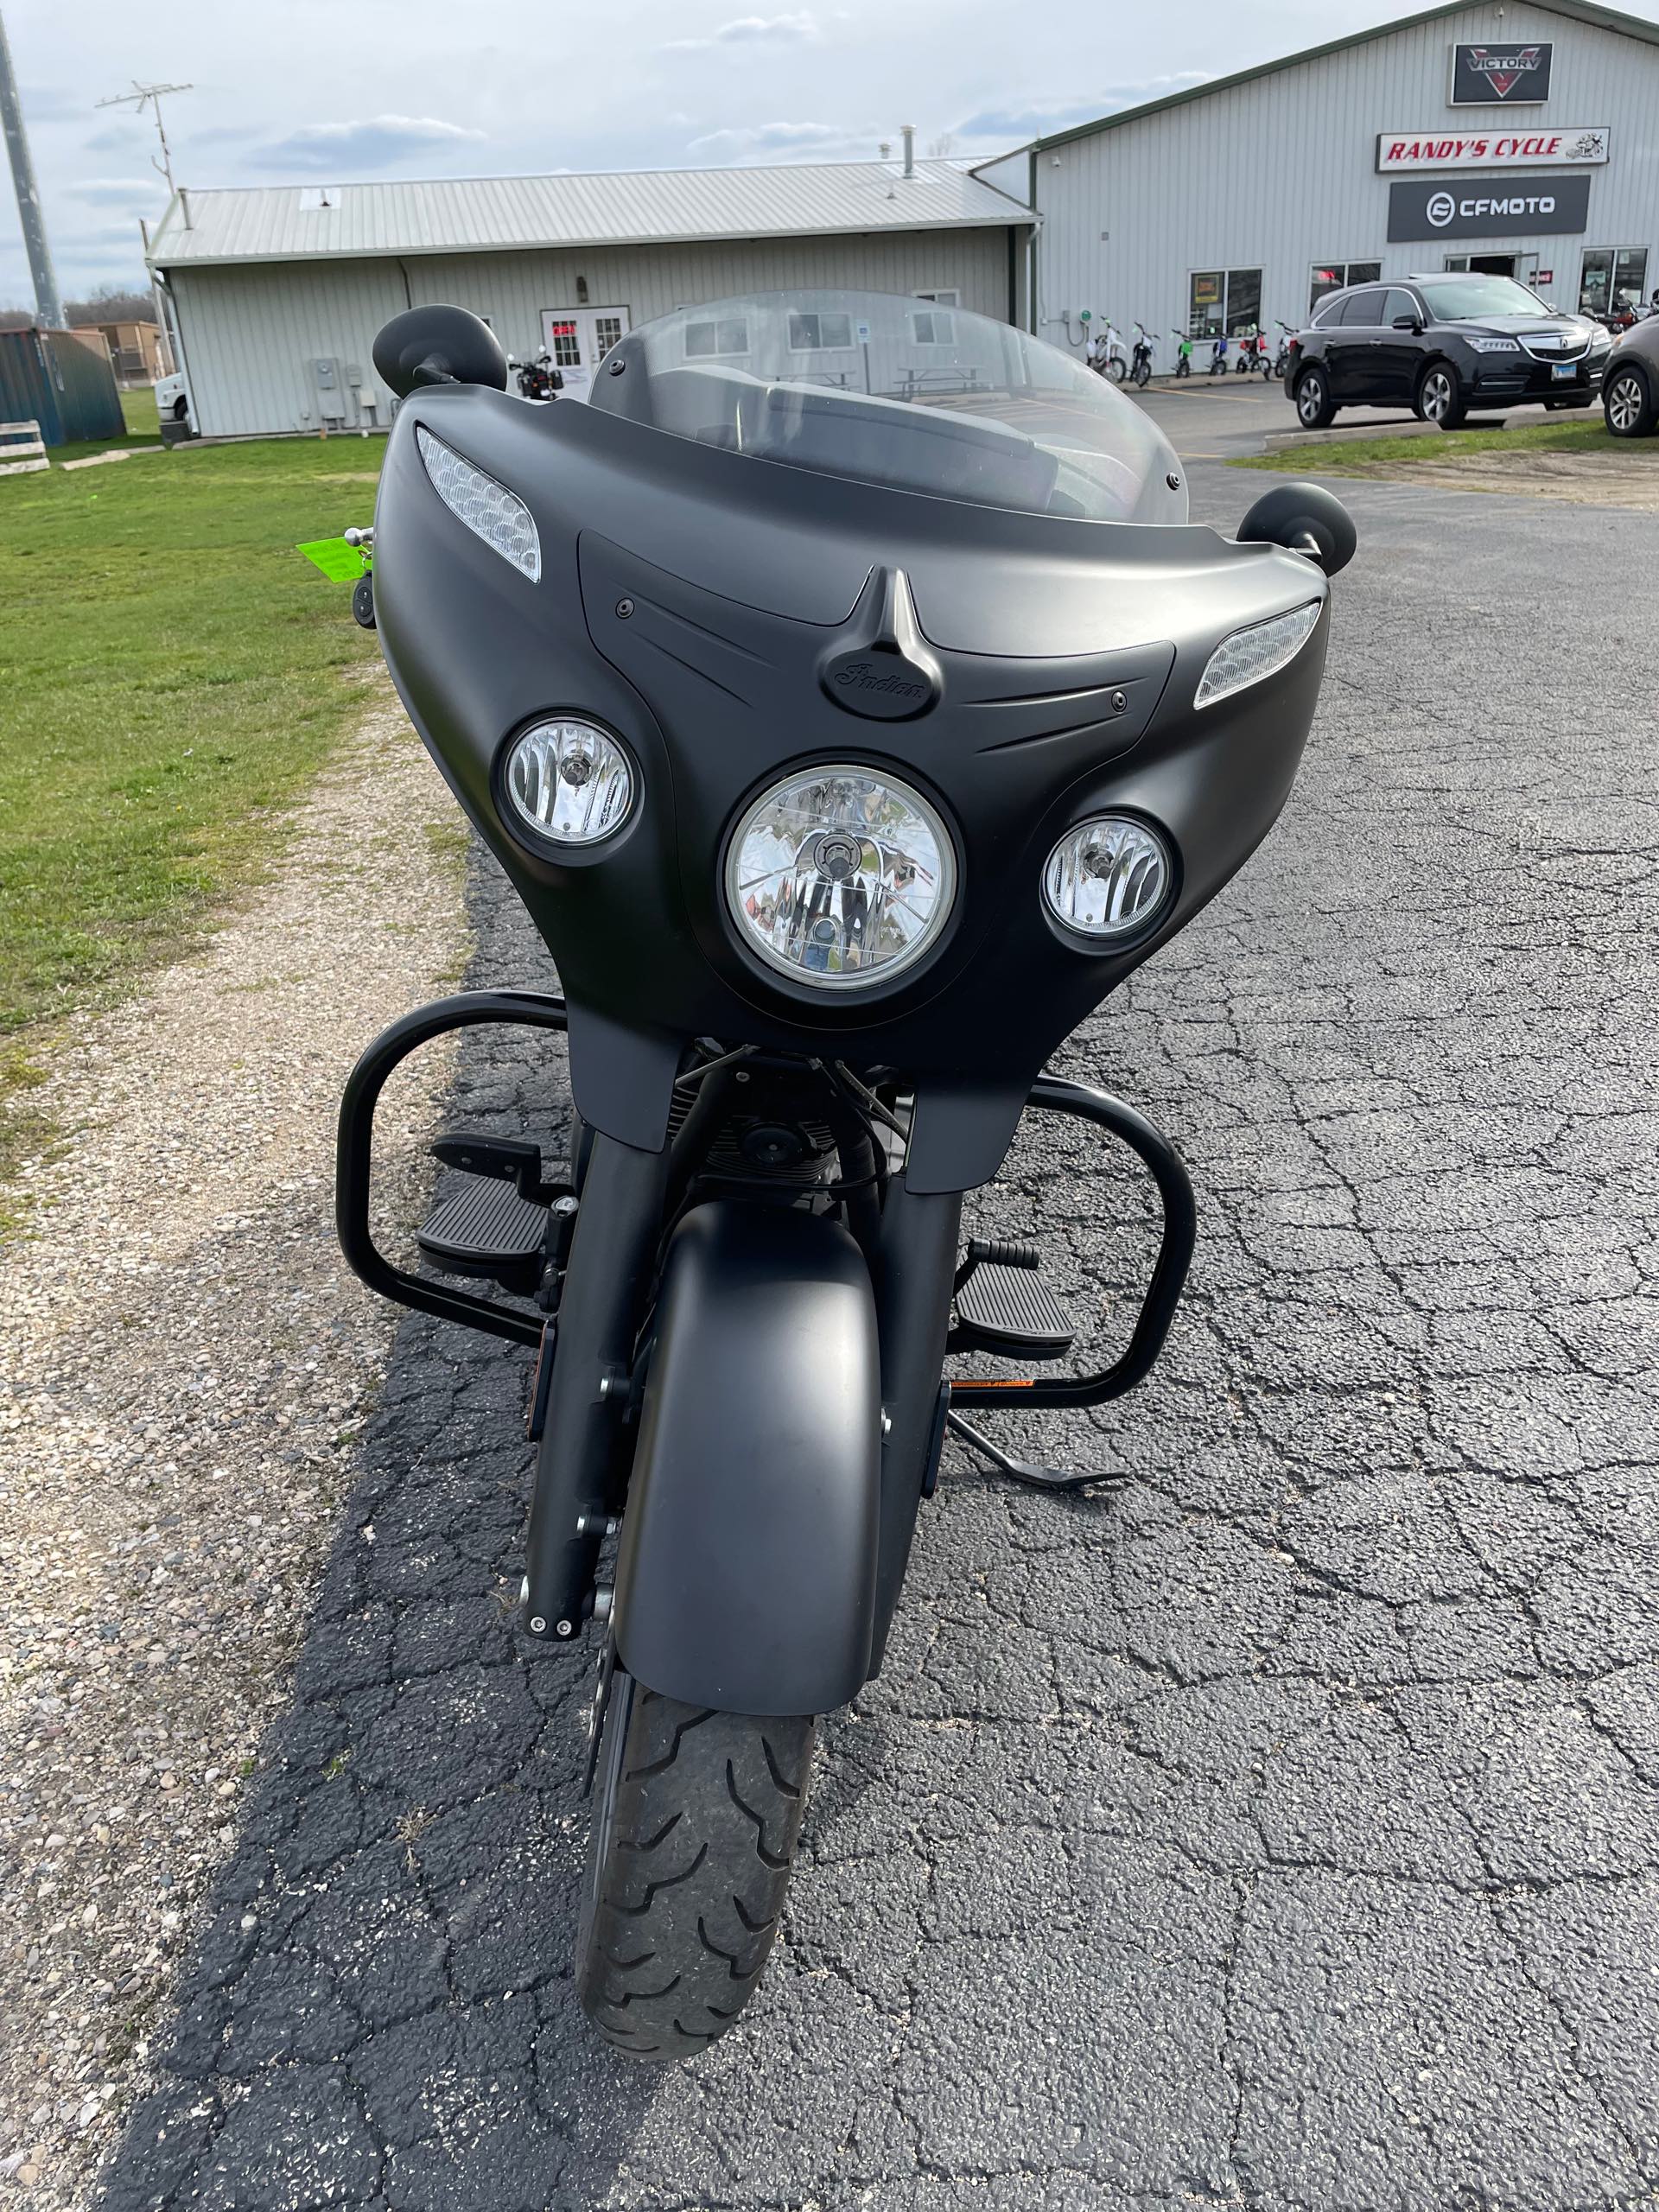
[153,370,195,436]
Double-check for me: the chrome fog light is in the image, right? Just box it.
[505,720,635,845]
[725,766,957,990]
[1043,817,1171,940]
[1195,601,1321,709]
[416,426,541,581]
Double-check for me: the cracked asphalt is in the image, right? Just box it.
[99,459,1658,2211]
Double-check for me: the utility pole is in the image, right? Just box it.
[97,79,191,195]
[0,7,63,328]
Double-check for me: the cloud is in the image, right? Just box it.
[955,73,1211,144]
[62,177,168,205]
[18,86,86,124]
[664,10,820,52]
[685,118,849,157]
[251,115,486,173]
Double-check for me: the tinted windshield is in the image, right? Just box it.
[1419,275,1554,321]
[589,289,1180,524]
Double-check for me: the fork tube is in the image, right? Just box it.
[868,1183,962,1675]
[522,1131,670,1643]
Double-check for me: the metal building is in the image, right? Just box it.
[143,158,1033,440]
[978,0,1659,362]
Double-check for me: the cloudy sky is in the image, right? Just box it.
[4,0,1656,303]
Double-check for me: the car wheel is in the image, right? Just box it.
[1604,363,1656,438]
[1415,363,1466,429]
[1294,365,1336,429]
[171,395,188,422]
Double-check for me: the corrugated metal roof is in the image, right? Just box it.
[147,159,1031,269]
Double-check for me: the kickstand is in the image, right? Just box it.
[944,1410,1127,1497]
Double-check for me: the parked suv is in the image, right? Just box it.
[1601,316,1659,438]
[1285,272,1611,431]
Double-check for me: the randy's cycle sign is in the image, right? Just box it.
[1377,127,1608,173]
[1449,41,1554,102]
[1387,171,1592,241]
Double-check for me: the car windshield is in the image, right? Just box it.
[1418,275,1554,321]
[588,289,1178,524]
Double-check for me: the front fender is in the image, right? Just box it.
[613,1202,880,1715]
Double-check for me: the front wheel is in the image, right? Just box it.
[1106,356,1126,384]
[576,1675,816,2060]
[1415,362,1466,429]
[1604,363,1657,437]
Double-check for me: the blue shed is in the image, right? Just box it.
[0,327,125,447]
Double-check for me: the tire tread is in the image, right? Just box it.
[577,1687,815,2060]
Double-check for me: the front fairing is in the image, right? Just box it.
[373,386,1328,1191]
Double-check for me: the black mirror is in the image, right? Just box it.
[1237,481,1357,576]
[1392,315,1421,330]
[372,305,507,398]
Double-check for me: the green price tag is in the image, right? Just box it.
[296,537,365,582]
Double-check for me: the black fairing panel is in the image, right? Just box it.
[613,1202,881,1715]
[373,385,1329,1189]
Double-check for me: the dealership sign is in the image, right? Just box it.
[1450,41,1553,103]
[1387,172,1592,241]
[1378,127,1608,172]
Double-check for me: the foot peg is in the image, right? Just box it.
[416,1131,572,1295]
[950,1238,1076,1361]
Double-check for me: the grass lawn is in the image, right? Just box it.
[121,384,161,440]
[0,432,385,1176]
[1235,416,1620,471]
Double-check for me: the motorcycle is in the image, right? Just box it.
[342,287,1355,2061]
[1129,321,1154,386]
[1170,328,1193,378]
[1271,321,1295,380]
[1209,333,1230,374]
[514,349,563,401]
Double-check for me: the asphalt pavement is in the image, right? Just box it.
[102,410,1659,2211]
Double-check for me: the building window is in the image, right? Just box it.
[1188,269,1262,339]
[684,315,750,359]
[915,289,960,307]
[593,314,624,359]
[788,309,855,350]
[1579,246,1649,318]
[912,308,956,344]
[547,319,581,368]
[1308,261,1382,316]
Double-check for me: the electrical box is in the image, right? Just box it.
[313,357,346,420]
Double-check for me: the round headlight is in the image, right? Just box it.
[1043,817,1171,941]
[504,719,635,846]
[725,766,957,992]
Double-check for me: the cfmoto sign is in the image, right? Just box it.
[1387,171,1592,241]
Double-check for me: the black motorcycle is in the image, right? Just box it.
[340,287,1354,2060]
[514,349,563,401]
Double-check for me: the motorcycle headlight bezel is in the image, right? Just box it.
[721,762,961,996]
[1041,813,1175,946]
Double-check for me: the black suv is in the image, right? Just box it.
[1286,272,1611,430]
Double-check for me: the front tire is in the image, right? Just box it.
[1604,363,1656,437]
[1415,362,1466,429]
[1294,365,1337,429]
[576,1675,816,2060]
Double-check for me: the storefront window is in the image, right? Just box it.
[1309,260,1382,315]
[1579,247,1649,317]
[1188,268,1262,338]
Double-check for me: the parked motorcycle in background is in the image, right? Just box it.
[1129,322,1155,386]
[1209,332,1230,373]
[1171,329,1193,378]
[514,350,564,401]
[340,286,1356,2062]
[1271,322,1295,380]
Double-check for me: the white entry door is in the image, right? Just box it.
[540,306,631,402]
